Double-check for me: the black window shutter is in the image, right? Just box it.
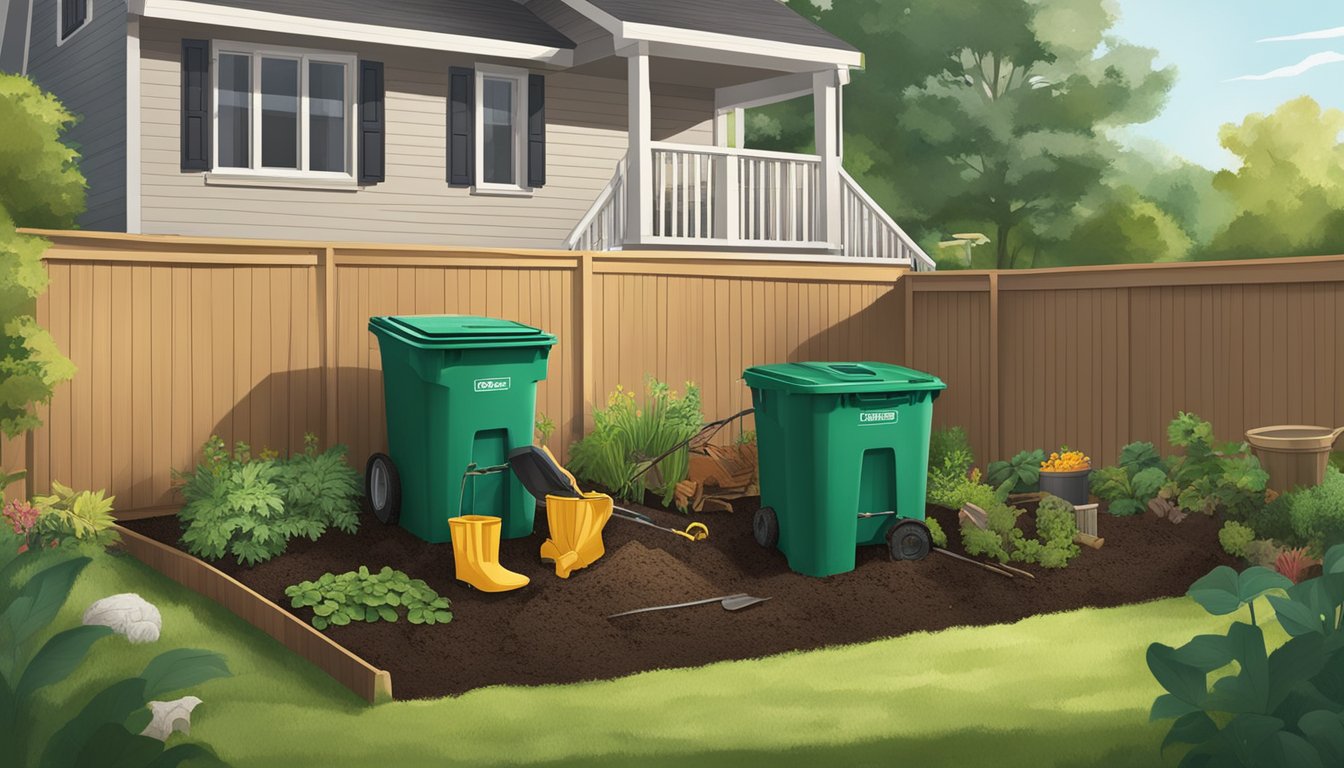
[448,67,474,187]
[61,0,86,39]
[527,74,546,189]
[359,60,385,184]
[180,39,211,172]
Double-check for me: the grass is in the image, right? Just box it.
[22,546,1249,768]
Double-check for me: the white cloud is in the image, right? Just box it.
[1229,51,1344,81]
[1259,26,1344,43]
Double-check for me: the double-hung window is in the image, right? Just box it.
[474,64,528,192]
[212,42,358,179]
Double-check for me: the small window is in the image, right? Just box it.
[212,42,357,179]
[475,65,527,191]
[58,0,91,43]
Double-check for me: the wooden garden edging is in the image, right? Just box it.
[116,525,393,703]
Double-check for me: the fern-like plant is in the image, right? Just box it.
[30,480,119,548]
[176,433,360,566]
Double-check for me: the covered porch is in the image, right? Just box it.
[562,39,933,269]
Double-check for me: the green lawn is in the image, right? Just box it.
[25,548,1251,768]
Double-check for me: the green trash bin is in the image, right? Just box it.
[367,315,557,544]
[743,362,946,578]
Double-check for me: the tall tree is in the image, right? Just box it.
[1200,96,1344,260]
[751,0,1175,268]
[0,74,82,438]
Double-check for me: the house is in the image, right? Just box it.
[0,0,933,267]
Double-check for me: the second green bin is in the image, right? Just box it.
[368,315,557,544]
[743,362,946,578]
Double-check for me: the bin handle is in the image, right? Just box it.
[823,363,877,378]
[854,391,916,405]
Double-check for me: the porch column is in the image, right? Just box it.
[813,69,842,249]
[624,48,653,245]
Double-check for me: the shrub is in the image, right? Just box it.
[1146,550,1344,765]
[1273,467,1344,557]
[928,467,1002,511]
[955,487,1079,568]
[985,448,1046,494]
[929,427,974,473]
[1092,413,1269,521]
[0,552,230,767]
[1090,441,1167,516]
[286,566,452,631]
[568,379,702,507]
[1218,520,1255,559]
[177,434,360,566]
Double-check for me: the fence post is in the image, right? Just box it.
[580,251,595,439]
[988,272,1001,464]
[901,274,914,366]
[320,246,338,447]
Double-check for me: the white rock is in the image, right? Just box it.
[82,593,162,644]
[140,696,203,741]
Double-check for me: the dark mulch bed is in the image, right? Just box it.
[126,499,1235,699]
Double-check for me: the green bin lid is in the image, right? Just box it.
[743,362,945,394]
[369,315,557,349]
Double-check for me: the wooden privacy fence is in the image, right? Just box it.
[2,230,906,513]
[895,255,1344,467]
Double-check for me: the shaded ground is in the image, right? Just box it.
[127,499,1233,699]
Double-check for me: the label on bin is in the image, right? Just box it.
[474,377,512,393]
[859,410,899,426]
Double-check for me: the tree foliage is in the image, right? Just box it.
[0,74,83,438]
[1200,96,1344,261]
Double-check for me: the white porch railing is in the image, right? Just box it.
[839,168,936,270]
[650,143,822,245]
[566,144,935,270]
[567,157,626,251]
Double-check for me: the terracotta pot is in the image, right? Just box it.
[1245,425,1344,493]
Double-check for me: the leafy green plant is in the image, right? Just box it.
[1261,467,1344,558]
[535,412,556,445]
[30,480,120,548]
[1145,551,1344,766]
[1218,521,1255,559]
[275,434,360,538]
[0,75,83,440]
[568,379,703,506]
[1160,412,1268,519]
[0,553,231,767]
[286,566,452,631]
[956,489,1080,567]
[985,449,1046,494]
[1090,441,1168,516]
[925,516,947,548]
[177,434,360,566]
[735,430,757,445]
[930,427,973,474]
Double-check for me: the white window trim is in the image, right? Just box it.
[56,0,93,46]
[472,62,530,195]
[207,39,358,184]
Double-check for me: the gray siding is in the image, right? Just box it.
[139,20,713,247]
[25,0,127,230]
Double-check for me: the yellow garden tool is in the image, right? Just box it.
[448,515,529,592]
[507,446,710,546]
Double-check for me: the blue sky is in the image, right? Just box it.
[1110,0,1344,169]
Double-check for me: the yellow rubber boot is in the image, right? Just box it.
[449,515,529,593]
[540,493,613,578]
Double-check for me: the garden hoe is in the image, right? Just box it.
[607,593,771,619]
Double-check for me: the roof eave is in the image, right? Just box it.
[132,0,575,65]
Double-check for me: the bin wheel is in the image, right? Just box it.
[888,520,932,561]
[753,507,779,549]
[365,453,401,525]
